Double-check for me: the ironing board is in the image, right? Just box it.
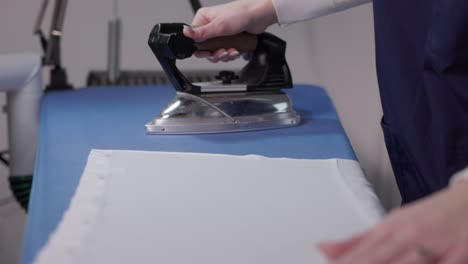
[21,84,382,264]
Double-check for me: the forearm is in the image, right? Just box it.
[446,180,468,221]
[272,0,372,25]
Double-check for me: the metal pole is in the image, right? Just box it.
[45,0,69,66]
[107,0,122,84]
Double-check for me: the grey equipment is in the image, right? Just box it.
[34,0,72,91]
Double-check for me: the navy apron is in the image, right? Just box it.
[373,0,468,203]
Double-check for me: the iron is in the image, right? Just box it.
[146,23,300,134]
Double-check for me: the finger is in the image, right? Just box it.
[208,49,228,63]
[318,231,370,259]
[441,250,468,264]
[192,20,235,42]
[191,8,211,28]
[212,48,228,58]
[440,234,468,264]
[191,22,219,42]
[183,25,196,39]
[388,250,426,264]
[194,51,211,58]
[218,51,230,62]
[221,49,240,62]
[334,227,390,264]
[227,48,240,58]
[357,229,419,264]
[184,8,212,40]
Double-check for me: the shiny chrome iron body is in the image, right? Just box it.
[145,91,300,134]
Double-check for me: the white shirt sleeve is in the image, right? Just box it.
[272,0,372,25]
[450,167,468,186]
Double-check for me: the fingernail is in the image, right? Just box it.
[219,51,229,58]
[208,57,218,63]
[229,50,240,57]
[183,25,195,36]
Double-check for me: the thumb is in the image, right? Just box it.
[318,231,369,260]
[191,21,228,42]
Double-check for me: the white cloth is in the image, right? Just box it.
[272,0,372,25]
[35,150,384,264]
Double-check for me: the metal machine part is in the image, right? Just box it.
[86,70,219,86]
[146,91,300,134]
[146,23,300,134]
[107,2,122,84]
[189,0,202,13]
[34,0,72,91]
[0,54,43,210]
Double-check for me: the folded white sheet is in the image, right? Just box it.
[35,150,384,264]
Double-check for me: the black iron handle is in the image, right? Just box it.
[148,23,292,93]
[196,33,258,53]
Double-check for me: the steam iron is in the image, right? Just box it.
[146,23,300,134]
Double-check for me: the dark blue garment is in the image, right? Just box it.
[373,0,468,203]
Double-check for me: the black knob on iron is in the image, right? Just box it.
[216,71,239,84]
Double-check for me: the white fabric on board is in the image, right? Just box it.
[36,150,384,264]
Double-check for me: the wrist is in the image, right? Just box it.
[450,183,468,211]
[259,0,278,26]
[246,0,278,31]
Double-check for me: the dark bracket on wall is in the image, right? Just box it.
[34,0,73,91]
[189,0,202,13]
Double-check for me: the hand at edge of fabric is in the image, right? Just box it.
[318,183,468,264]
